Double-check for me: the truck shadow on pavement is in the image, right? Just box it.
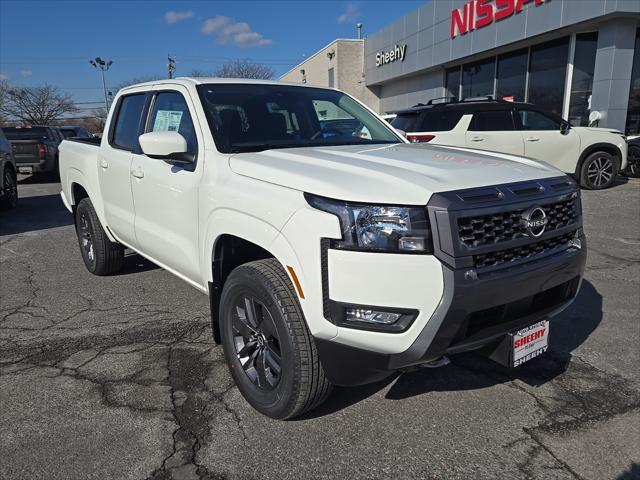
[119,251,161,275]
[301,280,603,418]
[0,193,73,236]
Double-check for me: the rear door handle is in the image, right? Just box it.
[100,159,109,169]
[470,136,484,142]
[526,137,540,142]
[131,167,144,179]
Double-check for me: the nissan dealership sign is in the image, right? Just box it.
[451,0,548,39]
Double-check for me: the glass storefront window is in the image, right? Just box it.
[625,29,640,135]
[462,57,495,99]
[496,49,528,102]
[445,67,461,101]
[527,37,570,116]
[568,32,598,126]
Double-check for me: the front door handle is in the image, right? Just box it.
[131,167,144,179]
[100,159,109,169]
[470,136,484,142]
[526,137,540,142]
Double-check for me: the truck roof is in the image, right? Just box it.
[120,77,323,92]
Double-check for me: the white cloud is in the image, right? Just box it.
[201,15,272,47]
[0,72,9,81]
[20,69,32,77]
[164,10,194,24]
[337,3,361,23]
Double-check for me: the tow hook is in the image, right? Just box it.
[418,356,451,369]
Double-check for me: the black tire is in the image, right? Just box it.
[75,198,124,275]
[579,151,619,190]
[0,166,17,210]
[624,145,640,178]
[219,258,332,419]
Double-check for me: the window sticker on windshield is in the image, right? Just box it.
[153,110,183,132]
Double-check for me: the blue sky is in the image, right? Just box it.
[0,0,425,107]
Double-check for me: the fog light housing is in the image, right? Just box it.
[345,308,402,325]
[330,302,418,332]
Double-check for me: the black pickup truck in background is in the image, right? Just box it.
[1,126,62,176]
[58,125,93,139]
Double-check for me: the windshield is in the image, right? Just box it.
[197,84,401,153]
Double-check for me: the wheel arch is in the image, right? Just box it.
[66,168,115,242]
[575,143,622,177]
[204,211,303,344]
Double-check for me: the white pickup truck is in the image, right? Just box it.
[59,78,587,419]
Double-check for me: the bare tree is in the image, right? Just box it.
[112,75,164,94]
[0,81,10,123]
[79,109,109,135]
[213,59,275,79]
[0,84,78,125]
[189,69,211,78]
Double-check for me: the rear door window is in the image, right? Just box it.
[111,93,147,151]
[469,110,515,131]
[416,110,464,131]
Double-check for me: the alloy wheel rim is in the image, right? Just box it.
[232,295,282,390]
[4,170,16,205]
[78,213,95,263]
[587,156,613,187]
[628,149,640,176]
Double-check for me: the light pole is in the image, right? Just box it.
[90,57,113,113]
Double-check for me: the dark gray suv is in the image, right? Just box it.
[0,128,17,210]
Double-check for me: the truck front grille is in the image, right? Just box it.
[473,231,576,269]
[458,198,578,248]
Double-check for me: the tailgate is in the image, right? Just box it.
[11,141,41,163]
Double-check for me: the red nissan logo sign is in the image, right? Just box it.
[451,0,547,39]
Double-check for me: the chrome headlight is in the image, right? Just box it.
[305,193,433,254]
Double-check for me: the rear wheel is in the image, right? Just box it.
[624,145,640,178]
[219,258,332,419]
[75,198,124,275]
[0,167,17,210]
[579,151,619,190]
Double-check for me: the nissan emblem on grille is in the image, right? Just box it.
[521,206,548,238]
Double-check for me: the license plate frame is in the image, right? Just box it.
[486,320,550,368]
[512,320,549,367]
[18,166,33,174]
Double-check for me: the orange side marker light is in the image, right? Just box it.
[286,266,305,299]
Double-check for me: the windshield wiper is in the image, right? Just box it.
[229,143,298,153]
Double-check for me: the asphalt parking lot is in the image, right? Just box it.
[1,175,639,480]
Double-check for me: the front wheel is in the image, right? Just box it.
[75,198,124,275]
[579,151,619,190]
[219,258,332,419]
[624,145,640,178]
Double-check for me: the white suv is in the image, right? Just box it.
[391,99,628,190]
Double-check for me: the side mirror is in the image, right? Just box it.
[138,131,194,164]
[395,129,407,138]
[560,121,571,135]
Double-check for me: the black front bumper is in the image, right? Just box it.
[314,236,587,386]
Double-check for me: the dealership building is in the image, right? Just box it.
[282,0,640,134]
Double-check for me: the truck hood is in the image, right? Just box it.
[580,127,624,135]
[229,143,562,204]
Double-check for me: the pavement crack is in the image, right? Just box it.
[147,346,216,480]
